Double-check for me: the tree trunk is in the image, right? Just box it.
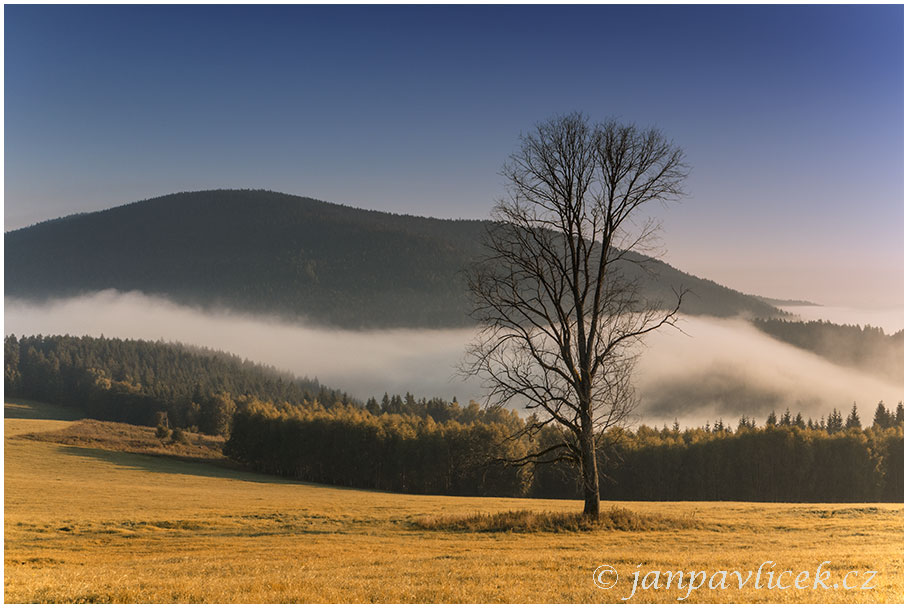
[579,415,600,519]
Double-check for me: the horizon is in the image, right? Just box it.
[4,4,903,308]
[5,186,905,312]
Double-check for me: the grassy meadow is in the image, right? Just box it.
[4,400,904,603]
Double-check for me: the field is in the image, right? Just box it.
[4,400,904,603]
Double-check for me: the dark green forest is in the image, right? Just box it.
[224,399,530,497]
[4,334,350,435]
[224,398,903,502]
[5,189,784,328]
[753,318,904,382]
[5,334,902,502]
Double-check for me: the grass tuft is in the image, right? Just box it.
[412,506,700,533]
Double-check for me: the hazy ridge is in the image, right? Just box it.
[5,189,785,328]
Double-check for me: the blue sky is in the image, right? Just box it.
[4,4,903,307]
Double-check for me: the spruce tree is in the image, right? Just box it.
[873,401,892,428]
[845,402,862,429]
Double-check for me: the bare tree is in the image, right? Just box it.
[464,113,688,518]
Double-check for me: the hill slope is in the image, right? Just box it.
[5,189,782,327]
[4,334,352,432]
[752,318,904,383]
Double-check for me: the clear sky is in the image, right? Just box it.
[4,4,903,308]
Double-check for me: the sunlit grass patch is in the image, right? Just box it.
[20,418,226,462]
[412,506,700,533]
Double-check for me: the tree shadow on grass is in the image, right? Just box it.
[54,443,431,499]
[4,400,83,421]
[54,443,326,487]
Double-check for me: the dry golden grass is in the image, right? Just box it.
[4,400,904,603]
[20,417,226,462]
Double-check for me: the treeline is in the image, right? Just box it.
[4,334,351,434]
[752,318,904,382]
[224,398,530,496]
[225,398,903,502]
[362,392,501,424]
[596,423,903,502]
[4,333,902,501]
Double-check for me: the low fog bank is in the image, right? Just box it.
[4,290,479,402]
[636,316,903,428]
[5,290,903,429]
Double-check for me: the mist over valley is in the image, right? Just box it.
[5,191,902,430]
[6,289,901,430]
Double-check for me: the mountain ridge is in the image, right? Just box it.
[5,189,785,327]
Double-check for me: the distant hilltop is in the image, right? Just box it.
[5,189,785,328]
[753,296,823,308]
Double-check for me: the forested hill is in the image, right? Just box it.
[5,189,783,327]
[4,334,351,433]
[752,319,904,383]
